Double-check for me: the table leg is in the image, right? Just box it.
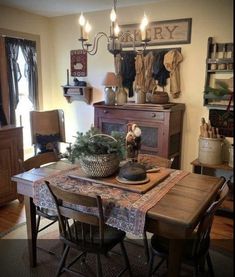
[24,196,37,267]
[167,239,183,277]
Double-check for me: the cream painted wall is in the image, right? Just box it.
[0,0,233,171]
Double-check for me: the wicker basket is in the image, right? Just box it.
[79,134,120,178]
[80,153,119,177]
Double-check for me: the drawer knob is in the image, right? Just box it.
[152,113,156,117]
[103,110,108,114]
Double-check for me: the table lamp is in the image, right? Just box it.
[102,72,118,105]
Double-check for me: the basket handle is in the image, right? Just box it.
[89,133,117,142]
[152,84,165,94]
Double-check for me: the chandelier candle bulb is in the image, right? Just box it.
[79,12,86,39]
[84,21,91,40]
[114,24,120,37]
[140,13,148,41]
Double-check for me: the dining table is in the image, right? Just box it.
[11,159,224,277]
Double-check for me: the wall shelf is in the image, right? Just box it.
[62,86,92,104]
[203,37,233,108]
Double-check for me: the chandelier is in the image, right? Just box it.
[78,0,150,56]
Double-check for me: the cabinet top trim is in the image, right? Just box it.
[93,101,185,112]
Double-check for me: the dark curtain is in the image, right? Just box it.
[0,36,9,125]
[20,40,38,108]
[5,37,21,124]
[0,81,7,126]
[5,37,38,124]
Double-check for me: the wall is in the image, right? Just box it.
[0,0,233,171]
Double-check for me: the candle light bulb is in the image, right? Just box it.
[141,13,148,27]
[79,12,86,26]
[114,24,120,36]
[110,8,116,22]
[85,21,91,33]
[140,13,148,40]
[85,21,91,40]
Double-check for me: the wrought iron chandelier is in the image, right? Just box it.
[78,0,150,56]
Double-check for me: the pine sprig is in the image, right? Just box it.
[69,127,126,163]
[204,80,232,97]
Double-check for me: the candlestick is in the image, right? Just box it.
[67,69,69,85]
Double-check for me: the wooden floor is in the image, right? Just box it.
[0,199,234,253]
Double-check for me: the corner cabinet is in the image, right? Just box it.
[0,126,24,206]
[204,37,233,108]
[93,102,185,169]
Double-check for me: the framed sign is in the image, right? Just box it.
[70,50,87,77]
[119,18,192,47]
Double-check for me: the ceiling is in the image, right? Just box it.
[0,0,161,17]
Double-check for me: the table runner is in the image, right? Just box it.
[33,167,189,237]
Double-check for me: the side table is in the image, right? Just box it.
[191,159,233,218]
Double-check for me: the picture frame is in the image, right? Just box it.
[119,18,192,47]
[70,50,87,77]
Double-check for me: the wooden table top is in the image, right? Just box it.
[12,160,224,239]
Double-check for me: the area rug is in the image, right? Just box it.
[0,221,233,277]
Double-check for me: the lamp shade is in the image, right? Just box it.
[102,72,118,87]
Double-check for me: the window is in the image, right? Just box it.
[0,34,39,157]
[15,47,34,150]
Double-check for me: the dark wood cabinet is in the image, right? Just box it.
[0,126,24,205]
[93,102,185,169]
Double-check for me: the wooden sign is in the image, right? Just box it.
[70,50,87,77]
[119,18,192,47]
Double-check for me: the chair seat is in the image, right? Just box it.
[36,207,58,220]
[62,222,126,254]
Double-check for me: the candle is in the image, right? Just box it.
[84,21,91,41]
[67,69,69,85]
[79,12,85,38]
[140,24,146,40]
[140,13,148,41]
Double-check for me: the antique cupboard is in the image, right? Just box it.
[94,102,185,169]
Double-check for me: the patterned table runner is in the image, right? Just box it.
[33,168,189,237]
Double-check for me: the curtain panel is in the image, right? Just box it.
[0,36,10,125]
[0,36,38,125]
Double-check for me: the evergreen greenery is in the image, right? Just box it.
[204,80,232,97]
[69,127,126,163]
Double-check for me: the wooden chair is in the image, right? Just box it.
[148,178,229,277]
[30,109,71,157]
[138,153,174,169]
[138,153,174,263]
[46,181,132,277]
[19,151,60,255]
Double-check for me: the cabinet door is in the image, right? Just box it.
[0,127,23,205]
[96,116,127,135]
[128,120,164,156]
[0,138,17,202]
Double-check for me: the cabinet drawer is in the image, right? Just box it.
[96,108,165,121]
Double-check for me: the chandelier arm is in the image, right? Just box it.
[89,34,108,55]
[83,32,109,55]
